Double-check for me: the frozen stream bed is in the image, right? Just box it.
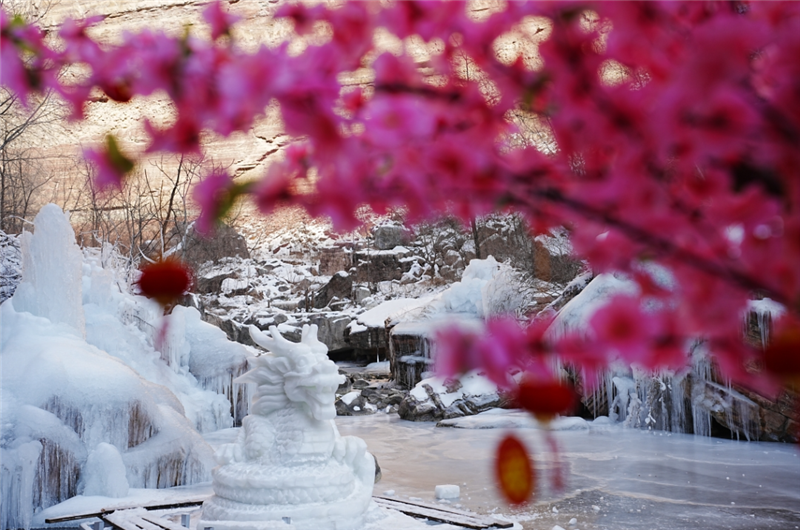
[336,412,800,530]
[37,412,800,530]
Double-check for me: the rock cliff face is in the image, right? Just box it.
[11,0,548,236]
[17,1,354,191]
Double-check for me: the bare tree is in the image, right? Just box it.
[0,1,69,233]
[0,89,68,233]
[68,154,205,266]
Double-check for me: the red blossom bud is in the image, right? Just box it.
[515,379,576,421]
[137,259,192,307]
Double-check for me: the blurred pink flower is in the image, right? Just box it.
[203,0,241,40]
[84,136,135,191]
[192,170,234,236]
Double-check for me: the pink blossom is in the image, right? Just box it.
[144,114,202,154]
[589,296,655,364]
[254,164,294,217]
[7,0,800,394]
[83,135,135,191]
[364,95,436,148]
[378,1,465,42]
[436,318,537,389]
[275,3,327,36]
[192,170,234,236]
[0,9,49,103]
[202,0,241,40]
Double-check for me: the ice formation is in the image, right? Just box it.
[1,204,253,529]
[1,303,215,529]
[547,272,765,441]
[199,324,376,530]
[379,257,507,388]
[746,298,785,348]
[12,204,86,335]
[429,255,501,317]
[81,443,130,497]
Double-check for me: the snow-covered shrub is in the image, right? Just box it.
[481,263,530,318]
[0,230,21,303]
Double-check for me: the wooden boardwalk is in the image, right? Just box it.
[372,496,513,529]
[48,495,512,530]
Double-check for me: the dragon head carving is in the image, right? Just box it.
[238,324,344,421]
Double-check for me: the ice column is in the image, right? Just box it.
[11,204,85,336]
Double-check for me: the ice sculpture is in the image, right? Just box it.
[199,324,375,530]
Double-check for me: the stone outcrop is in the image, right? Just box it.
[729,384,799,443]
[373,225,409,250]
[307,313,353,352]
[344,326,389,361]
[335,386,407,417]
[313,271,353,309]
[318,245,354,276]
[353,248,414,283]
[181,223,250,269]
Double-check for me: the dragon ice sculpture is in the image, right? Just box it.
[199,325,375,530]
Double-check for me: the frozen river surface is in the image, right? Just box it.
[37,412,800,530]
[336,412,800,530]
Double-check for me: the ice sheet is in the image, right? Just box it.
[335,414,800,530]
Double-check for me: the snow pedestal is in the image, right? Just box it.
[199,325,375,530]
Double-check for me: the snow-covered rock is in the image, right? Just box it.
[398,372,508,422]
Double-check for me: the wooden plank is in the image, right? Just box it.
[101,510,193,530]
[372,497,513,529]
[103,509,196,530]
[102,511,148,530]
[373,495,494,518]
[140,513,190,530]
[45,498,209,524]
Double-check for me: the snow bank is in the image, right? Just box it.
[429,256,500,317]
[546,272,638,340]
[348,296,433,330]
[437,408,595,431]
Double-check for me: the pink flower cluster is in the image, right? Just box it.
[3,1,800,389]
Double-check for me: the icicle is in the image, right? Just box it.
[1,441,42,530]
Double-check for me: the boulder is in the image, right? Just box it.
[319,246,353,276]
[314,271,353,309]
[398,377,508,422]
[308,313,352,351]
[353,286,371,305]
[353,249,413,283]
[373,225,408,250]
[196,271,236,294]
[345,326,389,361]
